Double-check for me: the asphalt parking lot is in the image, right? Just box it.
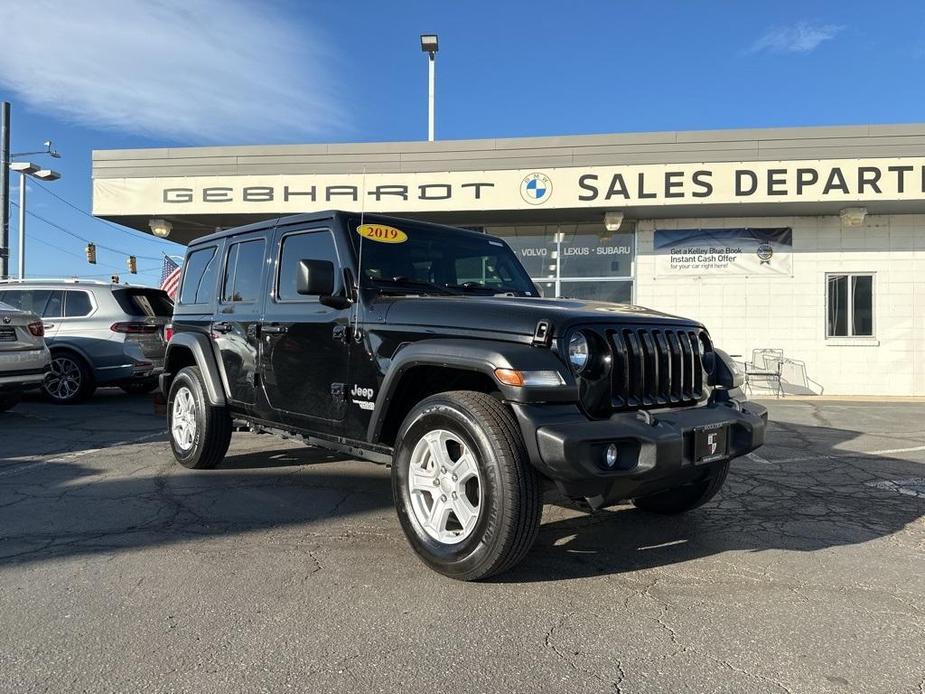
[1,393,923,694]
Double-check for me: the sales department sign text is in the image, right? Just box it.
[92,157,925,216]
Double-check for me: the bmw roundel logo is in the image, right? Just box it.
[520,172,552,205]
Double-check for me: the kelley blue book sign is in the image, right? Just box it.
[654,228,793,277]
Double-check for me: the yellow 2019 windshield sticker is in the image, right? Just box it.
[356,224,408,244]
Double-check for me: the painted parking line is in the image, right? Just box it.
[0,431,165,479]
[865,478,925,499]
[749,444,925,466]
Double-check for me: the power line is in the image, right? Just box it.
[27,231,128,274]
[10,200,162,260]
[31,179,181,248]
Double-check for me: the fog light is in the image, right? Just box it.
[605,444,619,468]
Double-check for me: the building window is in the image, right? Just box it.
[826,273,874,337]
[487,223,635,302]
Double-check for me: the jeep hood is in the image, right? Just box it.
[375,296,700,337]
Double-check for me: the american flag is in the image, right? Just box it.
[159,256,182,299]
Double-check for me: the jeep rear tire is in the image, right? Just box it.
[392,391,542,581]
[632,461,730,514]
[167,366,232,470]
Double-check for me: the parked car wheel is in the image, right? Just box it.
[392,390,542,581]
[43,351,96,404]
[632,461,730,514]
[167,366,232,470]
[120,380,158,395]
[0,394,21,412]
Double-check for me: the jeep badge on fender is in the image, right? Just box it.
[160,210,767,581]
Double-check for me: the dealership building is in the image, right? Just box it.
[92,123,925,397]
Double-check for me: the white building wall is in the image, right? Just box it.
[634,214,925,396]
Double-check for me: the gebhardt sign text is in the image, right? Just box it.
[92,157,925,216]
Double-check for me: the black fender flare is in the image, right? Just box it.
[366,338,576,444]
[163,332,228,406]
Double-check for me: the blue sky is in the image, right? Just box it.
[1,0,922,286]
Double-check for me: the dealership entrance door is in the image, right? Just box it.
[489,223,635,302]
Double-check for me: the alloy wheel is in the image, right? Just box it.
[45,356,82,402]
[408,429,482,544]
[171,386,197,452]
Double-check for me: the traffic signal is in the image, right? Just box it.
[85,243,97,264]
[127,256,137,274]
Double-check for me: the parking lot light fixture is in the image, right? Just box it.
[9,161,62,279]
[419,34,438,141]
[9,161,39,175]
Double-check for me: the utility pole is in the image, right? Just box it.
[1,102,10,280]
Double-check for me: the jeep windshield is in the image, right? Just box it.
[348,218,537,297]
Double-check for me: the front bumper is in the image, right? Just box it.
[511,393,767,506]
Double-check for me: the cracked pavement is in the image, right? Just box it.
[1,392,923,693]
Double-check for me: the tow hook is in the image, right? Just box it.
[636,410,657,427]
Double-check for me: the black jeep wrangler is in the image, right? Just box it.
[161,211,767,580]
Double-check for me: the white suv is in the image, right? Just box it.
[0,280,172,403]
[0,300,51,412]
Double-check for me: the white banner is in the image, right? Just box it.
[654,228,793,277]
[92,157,925,216]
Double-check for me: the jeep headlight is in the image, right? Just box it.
[568,332,590,374]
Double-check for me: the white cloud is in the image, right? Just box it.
[0,0,345,143]
[749,21,845,54]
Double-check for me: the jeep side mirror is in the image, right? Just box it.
[297,259,351,309]
[297,259,335,296]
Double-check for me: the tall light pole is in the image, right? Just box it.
[9,162,61,279]
[0,102,10,280]
[420,34,438,142]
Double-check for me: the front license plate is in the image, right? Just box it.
[694,424,729,464]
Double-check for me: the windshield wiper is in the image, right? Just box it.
[444,283,525,296]
[371,277,457,296]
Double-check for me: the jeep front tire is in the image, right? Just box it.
[392,391,542,581]
[167,366,232,469]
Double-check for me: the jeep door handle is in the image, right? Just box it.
[212,321,233,333]
[261,324,288,335]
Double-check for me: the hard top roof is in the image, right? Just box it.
[188,210,495,247]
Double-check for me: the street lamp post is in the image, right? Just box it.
[9,162,61,279]
[420,34,438,142]
[0,102,10,280]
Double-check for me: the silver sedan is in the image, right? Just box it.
[0,301,51,412]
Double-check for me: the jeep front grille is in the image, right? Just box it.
[609,327,705,408]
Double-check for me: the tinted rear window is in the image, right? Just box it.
[0,289,52,315]
[179,246,218,305]
[114,288,174,317]
[221,239,265,303]
[64,291,93,317]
